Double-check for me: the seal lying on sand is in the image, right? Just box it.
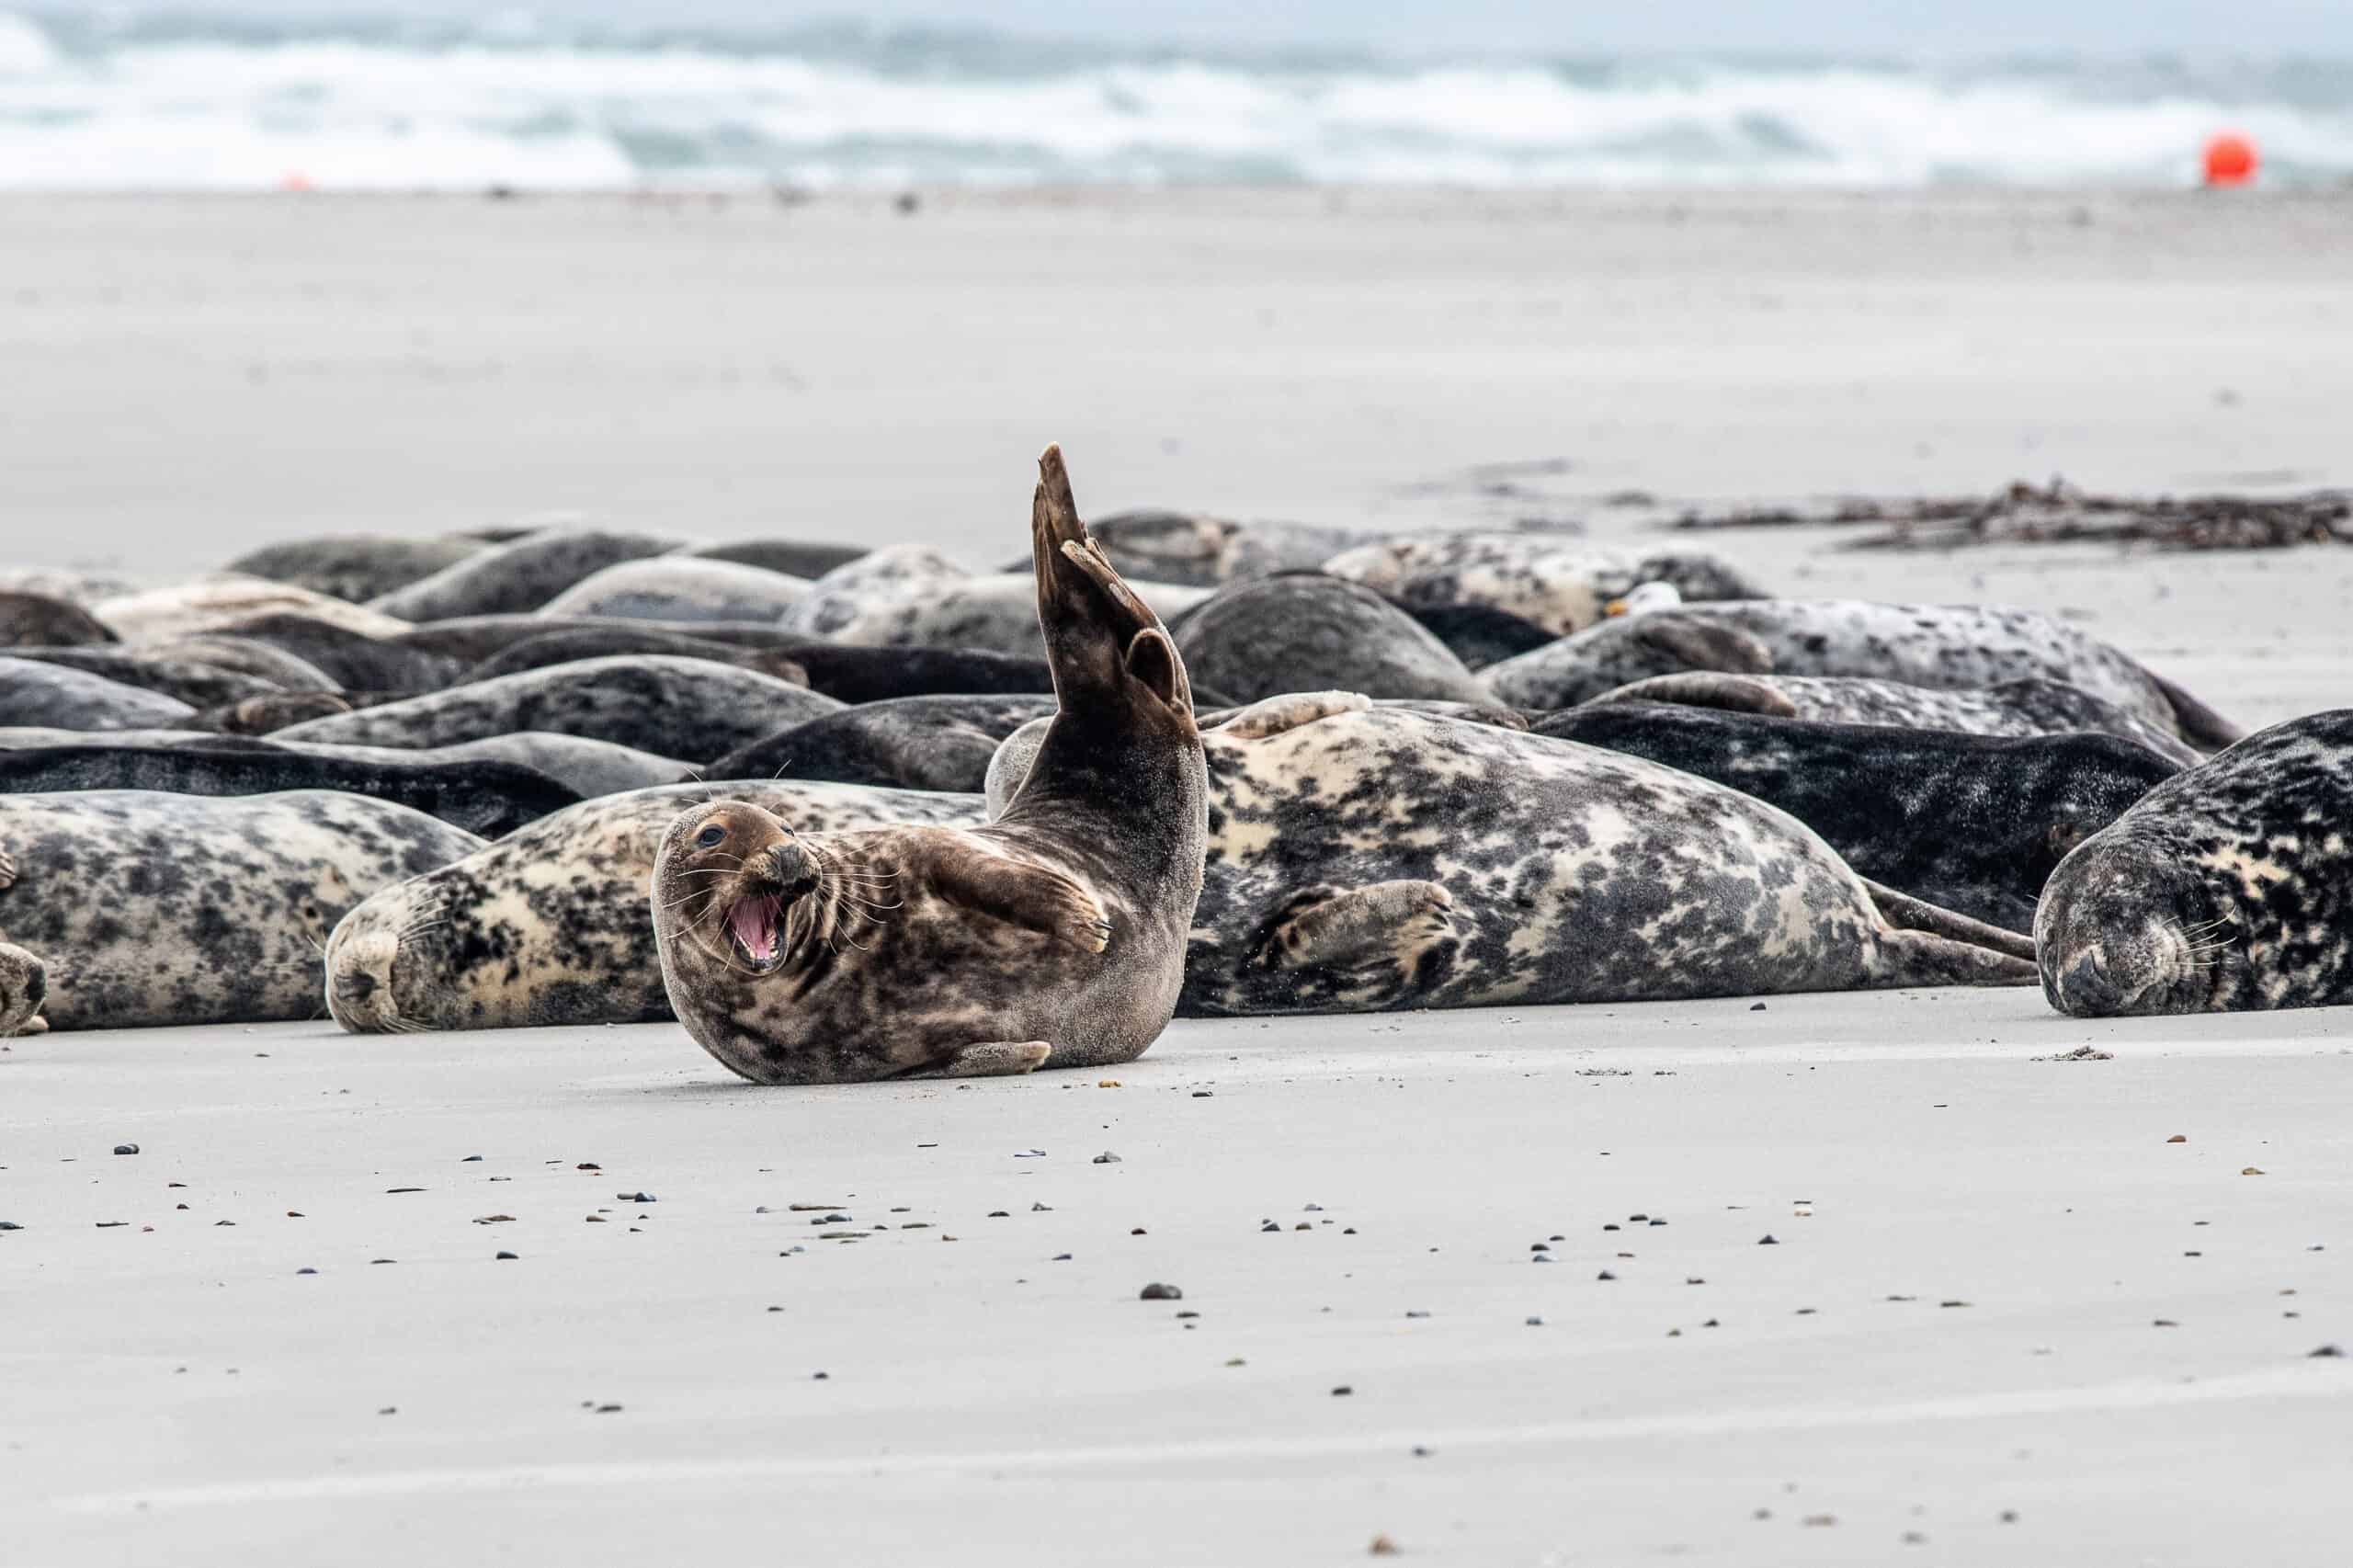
[0,657,197,730]
[1035,511,1381,587]
[0,592,116,648]
[1536,703,2181,933]
[1578,672,2201,766]
[0,939,46,1036]
[270,655,840,760]
[202,613,464,691]
[92,576,414,642]
[1323,535,1767,636]
[686,539,867,580]
[1,647,280,709]
[1484,599,2239,749]
[536,557,811,622]
[2037,710,2353,1017]
[1174,574,1494,706]
[987,694,2035,1016]
[225,534,487,604]
[2,790,481,1029]
[0,743,582,838]
[707,695,1058,793]
[457,627,810,687]
[651,444,1207,1083]
[366,529,680,620]
[0,727,687,801]
[324,779,983,1033]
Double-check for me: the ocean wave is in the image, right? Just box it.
[2,11,2349,190]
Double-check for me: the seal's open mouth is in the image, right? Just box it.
[726,893,786,973]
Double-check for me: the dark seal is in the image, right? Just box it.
[707,695,1059,793]
[651,444,1207,1083]
[2037,710,2353,1017]
[1174,574,1494,706]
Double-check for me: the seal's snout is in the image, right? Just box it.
[324,927,404,1034]
[2052,952,2123,1017]
[764,840,818,901]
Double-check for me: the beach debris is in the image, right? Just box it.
[1667,478,2351,552]
[112,1143,139,1155]
[1139,1282,1182,1301]
[2035,1044,2114,1062]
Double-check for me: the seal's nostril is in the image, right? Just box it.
[2059,952,2120,1015]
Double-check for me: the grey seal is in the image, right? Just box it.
[2037,710,2353,1017]
[784,546,1213,657]
[1323,535,1768,635]
[367,529,680,620]
[1483,599,2240,749]
[323,778,981,1032]
[0,790,482,1029]
[1020,510,1381,587]
[1535,702,2181,934]
[202,613,465,691]
[687,539,869,580]
[92,576,415,642]
[224,534,488,603]
[0,657,197,730]
[122,632,344,693]
[1579,672,2204,767]
[988,693,2034,1016]
[0,939,46,1036]
[457,627,811,687]
[651,443,1207,1083]
[1173,574,1494,706]
[707,695,1059,793]
[0,592,117,648]
[0,647,280,710]
[535,556,812,622]
[270,655,842,760]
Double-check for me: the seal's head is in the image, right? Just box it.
[654,801,832,979]
[2034,840,2238,1017]
[0,941,47,1035]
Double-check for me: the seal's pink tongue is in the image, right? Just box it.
[729,895,780,962]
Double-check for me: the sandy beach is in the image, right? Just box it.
[6,189,2352,1563]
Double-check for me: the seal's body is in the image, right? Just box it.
[2037,710,2353,1017]
[1,790,480,1029]
[1323,535,1766,636]
[651,446,1207,1082]
[1174,574,1493,707]
[708,694,1059,793]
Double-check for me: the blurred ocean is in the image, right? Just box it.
[3,10,2350,190]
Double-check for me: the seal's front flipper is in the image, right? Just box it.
[1247,880,1456,972]
[930,851,1111,953]
[1864,879,2037,963]
[1030,444,1189,710]
[1589,672,1796,717]
[1211,691,1371,740]
[898,1040,1052,1079]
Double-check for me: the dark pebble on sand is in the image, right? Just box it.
[1261,1220,1280,1233]
[1092,1152,1121,1164]
[1758,1234,1779,1245]
[1597,1270,1616,1280]
[1525,1316,1542,1326]
[1331,1386,1353,1397]
[297,1267,316,1275]
[1053,1253,1073,1261]
[0,1221,21,1231]
[813,1371,830,1381]
[595,1403,622,1414]
[619,1192,656,1203]
[496,1251,518,1260]
[1404,1311,1430,1319]
[113,1143,139,1156]
[988,1211,1010,1218]
[386,1187,425,1195]
[1751,1003,1767,1011]
[1140,1282,1183,1301]
[2311,1345,2345,1358]
[1031,1202,1052,1211]
[1192,1090,1213,1098]
[461,1154,483,1162]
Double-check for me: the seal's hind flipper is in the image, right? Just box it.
[2150,671,2245,753]
[1211,691,1370,740]
[897,1040,1052,1079]
[1030,444,1189,709]
[1864,878,2038,963]
[1872,929,2040,988]
[1590,673,1796,718]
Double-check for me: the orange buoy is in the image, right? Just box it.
[2202,132,2256,187]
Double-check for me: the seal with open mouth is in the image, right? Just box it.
[650,444,1208,1084]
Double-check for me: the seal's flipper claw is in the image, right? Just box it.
[929,851,1110,952]
[900,1040,1052,1079]
[1864,878,2038,962]
[0,846,17,890]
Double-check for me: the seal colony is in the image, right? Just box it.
[1,440,2327,1048]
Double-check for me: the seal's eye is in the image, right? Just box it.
[696,824,726,847]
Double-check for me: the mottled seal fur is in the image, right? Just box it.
[2037,710,2353,1017]
[687,539,869,580]
[988,694,2034,1016]
[1393,600,1559,670]
[0,647,279,709]
[0,657,197,730]
[366,529,680,621]
[1029,511,1380,587]
[1174,574,1493,706]
[1535,703,2181,933]
[0,592,117,648]
[199,691,362,735]
[323,779,982,1032]
[1,790,482,1029]
[536,557,811,622]
[784,547,1213,658]
[0,940,46,1036]
[270,655,841,760]
[1324,536,1768,636]
[709,695,1060,793]
[776,546,970,640]
[93,576,414,642]
[652,444,1207,1083]
[206,613,464,691]
[123,633,343,694]
[460,628,811,687]
[1484,600,2240,749]
[0,743,581,838]
[224,534,487,603]
[1580,672,2203,766]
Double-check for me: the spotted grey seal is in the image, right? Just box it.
[93,576,415,642]
[687,539,868,580]
[1483,599,2240,749]
[123,632,344,694]
[2037,710,2353,1017]
[651,443,1207,1083]
[224,534,488,604]
[0,647,279,710]
[205,613,464,692]
[1323,535,1768,636]
[536,556,812,622]
[366,529,680,621]
[0,743,581,838]
[784,545,1214,658]
[0,592,116,648]
[458,627,811,687]
[1017,510,1381,587]
[0,939,45,1035]
[1579,672,2203,767]
[1392,600,1558,670]
[987,693,2034,1016]
[1535,703,2181,934]
[776,545,971,640]
[708,695,1059,793]
[1173,574,1493,706]
[1,790,482,1029]
[270,655,841,760]
[0,657,197,730]
[323,778,982,1032]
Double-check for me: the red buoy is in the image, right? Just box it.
[2203,132,2256,187]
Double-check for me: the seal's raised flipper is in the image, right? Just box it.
[1872,929,2040,988]
[2150,671,2245,753]
[1864,878,2038,963]
[897,1040,1052,1079]
[1629,616,1775,676]
[1211,691,1371,740]
[1247,881,1456,973]
[928,848,1111,953]
[1587,672,1798,718]
[1031,443,1190,710]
